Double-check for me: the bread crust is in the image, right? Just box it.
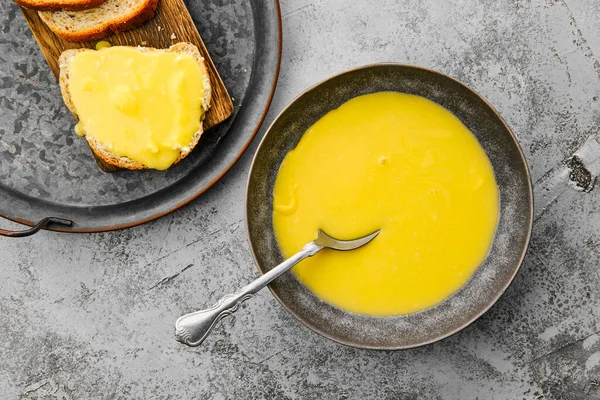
[59,43,212,170]
[38,0,158,42]
[15,0,106,11]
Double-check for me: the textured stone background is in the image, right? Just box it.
[2,0,600,398]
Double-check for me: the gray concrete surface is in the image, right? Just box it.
[2,0,600,398]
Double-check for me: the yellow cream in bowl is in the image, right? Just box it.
[272,92,499,316]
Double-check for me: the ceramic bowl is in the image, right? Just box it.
[246,64,533,349]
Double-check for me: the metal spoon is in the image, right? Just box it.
[174,229,380,347]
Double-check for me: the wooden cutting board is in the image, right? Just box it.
[19,0,234,171]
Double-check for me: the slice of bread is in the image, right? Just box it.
[15,0,106,12]
[59,43,212,171]
[39,0,158,42]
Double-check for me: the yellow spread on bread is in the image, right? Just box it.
[273,92,499,316]
[68,46,206,170]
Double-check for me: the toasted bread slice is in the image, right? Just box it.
[59,43,212,171]
[15,0,106,11]
[39,0,158,42]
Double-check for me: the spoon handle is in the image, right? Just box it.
[175,241,323,347]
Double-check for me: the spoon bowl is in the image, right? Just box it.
[314,229,380,251]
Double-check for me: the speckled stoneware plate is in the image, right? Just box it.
[0,0,281,233]
[246,64,533,349]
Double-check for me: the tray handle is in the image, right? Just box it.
[0,217,73,237]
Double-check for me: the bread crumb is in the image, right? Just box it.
[243,68,248,73]
[170,33,177,40]
[141,41,147,46]
[157,26,163,32]
[18,74,24,79]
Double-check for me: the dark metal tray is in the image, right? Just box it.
[0,0,281,235]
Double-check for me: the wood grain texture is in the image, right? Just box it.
[20,0,234,171]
